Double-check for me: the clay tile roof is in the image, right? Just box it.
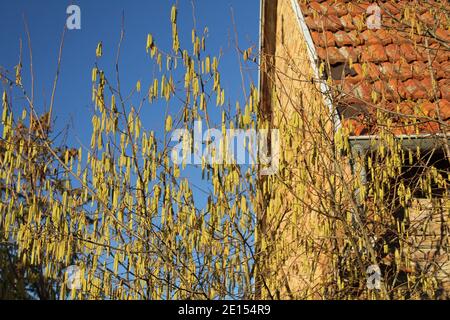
[298,0,450,136]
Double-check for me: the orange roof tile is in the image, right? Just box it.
[298,0,450,135]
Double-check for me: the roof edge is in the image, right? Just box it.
[290,0,342,131]
[349,133,450,152]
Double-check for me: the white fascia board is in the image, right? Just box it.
[258,0,264,99]
[349,133,450,152]
[290,0,342,131]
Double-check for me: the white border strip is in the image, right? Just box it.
[257,0,263,99]
[290,0,342,130]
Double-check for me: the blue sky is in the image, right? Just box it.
[0,0,259,208]
[1,1,260,298]
[0,0,259,144]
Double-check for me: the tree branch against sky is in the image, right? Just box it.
[0,0,260,300]
[0,0,449,304]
